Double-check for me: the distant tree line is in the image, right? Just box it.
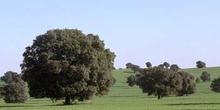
[125,60,207,72]
[126,61,180,73]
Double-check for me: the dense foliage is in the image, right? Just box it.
[196,61,206,68]
[0,71,27,103]
[130,65,141,73]
[127,67,195,99]
[126,63,133,69]
[127,75,137,87]
[163,62,170,68]
[177,71,196,96]
[21,29,115,105]
[170,64,179,72]
[200,71,211,82]
[145,62,152,68]
[210,76,220,92]
[158,64,164,68]
[125,63,140,73]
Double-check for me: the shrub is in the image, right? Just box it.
[127,75,137,87]
[200,71,211,82]
[210,77,220,92]
[195,77,201,83]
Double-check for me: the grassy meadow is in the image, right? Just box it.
[1,67,220,110]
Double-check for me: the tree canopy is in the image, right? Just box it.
[127,75,137,87]
[126,63,133,69]
[0,71,27,103]
[177,71,196,96]
[210,76,220,93]
[163,62,170,68]
[145,62,152,68]
[125,63,140,73]
[136,67,183,99]
[129,67,195,99]
[21,29,115,105]
[200,71,211,82]
[170,64,179,72]
[196,61,206,68]
[130,64,141,73]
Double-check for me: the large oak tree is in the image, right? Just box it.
[21,29,115,105]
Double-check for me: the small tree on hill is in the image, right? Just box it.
[200,71,211,82]
[146,62,152,68]
[196,61,206,68]
[170,64,179,72]
[127,75,137,87]
[0,71,27,103]
[210,77,220,92]
[163,62,170,68]
[126,63,133,69]
[130,65,140,73]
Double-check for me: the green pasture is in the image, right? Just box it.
[1,67,220,110]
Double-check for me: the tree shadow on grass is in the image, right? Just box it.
[167,103,220,106]
[45,101,93,106]
[0,105,35,108]
[109,95,138,98]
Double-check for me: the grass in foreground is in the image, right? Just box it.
[1,67,220,110]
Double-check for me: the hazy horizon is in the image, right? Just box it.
[1,0,220,75]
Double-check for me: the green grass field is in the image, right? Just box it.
[1,67,220,110]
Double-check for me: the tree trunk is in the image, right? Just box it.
[158,95,161,99]
[157,94,163,99]
[64,96,71,105]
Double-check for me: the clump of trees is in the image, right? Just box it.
[200,71,211,82]
[131,65,141,73]
[196,61,206,68]
[21,29,115,105]
[127,67,195,99]
[0,71,27,103]
[125,63,140,73]
[210,76,220,92]
[152,62,179,72]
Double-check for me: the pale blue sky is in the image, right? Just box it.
[1,0,220,75]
